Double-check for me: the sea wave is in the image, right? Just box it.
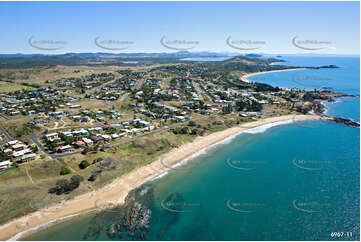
[150,119,296,180]
[8,212,89,241]
[244,120,293,134]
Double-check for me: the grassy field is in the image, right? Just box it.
[2,117,43,139]
[0,83,36,92]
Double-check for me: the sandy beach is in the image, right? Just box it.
[242,68,306,83]
[0,114,320,241]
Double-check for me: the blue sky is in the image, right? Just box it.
[0,1,359,54]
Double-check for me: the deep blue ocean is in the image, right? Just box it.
[25,56,360,241]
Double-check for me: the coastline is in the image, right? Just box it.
[1,114,320,241]
[242,68,306,83]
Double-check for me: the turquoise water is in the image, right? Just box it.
[248,56,360,95]
[25,56,360,241]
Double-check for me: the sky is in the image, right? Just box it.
[0,1,359,55]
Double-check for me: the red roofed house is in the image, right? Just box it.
[73,140,85,148]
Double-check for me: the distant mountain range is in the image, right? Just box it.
[0,51,356,59]
[0,51,240,58]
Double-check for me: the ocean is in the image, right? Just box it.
[24,56,360,241]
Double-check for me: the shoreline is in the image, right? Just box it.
[1,114,320,241]
[242,68,306,83]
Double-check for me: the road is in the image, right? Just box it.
[0,125,12,141]
[87,73,122,94]
[134,79,145,90]
[27,135,81,159]
[106,112,219,147]
[25,112,217,159]
[119,93,129,104]
[0,113,10,121]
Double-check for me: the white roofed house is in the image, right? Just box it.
[21,153,37,162]
[7,140,18,146]
[82,137,93,146]
[12,148,32,158]
[58,145,72,153]
[0,160,12,169]
[45,133,59,142]
[101,134,112,141]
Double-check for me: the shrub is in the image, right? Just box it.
[60,166,71,175]
[79,160,90,169]
[93,157,103,164]
[187,120,196,127]
[48,175,84,195]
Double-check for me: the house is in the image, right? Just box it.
[10,111,20,116]
[58,145,72,153]
[3,148,12,154]
[0,160,12,170]
[72,130,82,136]
[73,140,85,148]
[131,128,144,133]
[62,131,73,137]
[101,134,112,141]
[11,143,27,151]
[172,116,188,122]
[118,132,127,137]
[45,133,59,142]
[21,153,37,162]
[13,148,32,158]
[94,127,103,132]
[79,129,88,135]
[200,110,211,115]
[7,140,18,146]
[70,105,81,109]
[82,137,93,146]
[91,135,104,143]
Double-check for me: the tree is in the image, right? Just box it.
[79,160,90,169]
[48,175,84,195]
[48,179,69,195]
[69,175,84,190]
[81,146,89,155]
[60,166,71,175]
[188,120,196,127]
